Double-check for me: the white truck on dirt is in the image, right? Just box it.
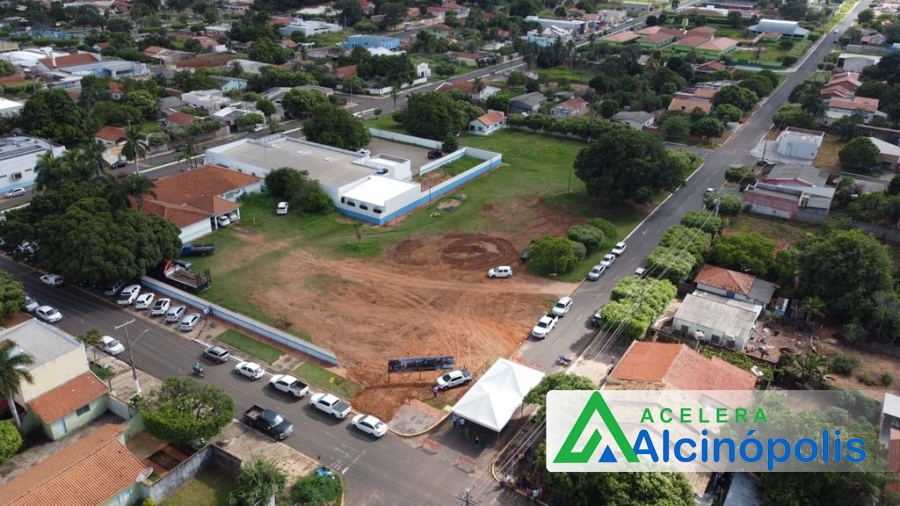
[436,367,473,390]
[269,375,310,398]
[243,405,294,440]
[310,393,352,419]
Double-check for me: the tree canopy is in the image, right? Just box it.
[0,271,26,325]
[528,236,579,275]
[0,421,22,464]
[573,125,681,204]
[139,377,235,445]
[18,89,89,146]
[396,91,482,140]
[712,85,759,111]
[263,168,331,213]
[303,104,372,151]
[281,89,329,119]
[707,232,777,278]
[839,137,881,171]
[228,457,288,506]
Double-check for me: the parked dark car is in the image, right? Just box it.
[520,240,535,262]
[110,160,128,170]
[427,150,443,160]
[175,144,188,152]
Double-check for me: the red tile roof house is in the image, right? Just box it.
[140,164,262,242]
[469,110,505,136]
[162,111,198,127]
[551,97,589,118]
[0,424,146,506]
[668,95,713,114]
[27,372,111,441]
[826,96,885,124]
[93,126,127,147]
[108,81,124,100]
[34,52,101,73]
[331,64,358,80]
[694,263,777,306]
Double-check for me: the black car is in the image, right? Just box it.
[427,150,443,160]
[110,160,128,170]
[175,144,188,152]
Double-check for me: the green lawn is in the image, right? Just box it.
[536,66,599,84]
[139,120,160,133]
[806,71,831,84]
[308,29,354,48]
[293,362,362,399]
[365,114,405,133]
[427,155,483,177]
[89,362,113,380]
[216,329,285,365]
[161,468,235,506]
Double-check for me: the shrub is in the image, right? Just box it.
[586,217,619,242]
[567,225,605,252]
[529,236,579,275]
[881,372,894,387]
[680,210,724,234]
[857,372,878,386]
[291,475,343,505]
[570,241,587,261]
[0,421,22,464]
[778,39,795,50]
[782,55,798,67]
[705,193,743,217]
[830,353,861,375]
[724,166,747,183]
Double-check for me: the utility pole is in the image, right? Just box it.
[457,488,480,506]
[115,319,150,394]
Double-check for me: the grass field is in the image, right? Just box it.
[216,329,285,364]
[366,114,405,133]
[161,468,235,506]
[308,29,354,48]
[806,71,831,84]
[536,66,599,84]
[434,155,483,177]
[293,362,362,398]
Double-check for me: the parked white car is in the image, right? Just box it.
[4,187,25,198]
[36,305,62,323]
[488,266,513,279]
[357,148,371,157]
[134,293,155,310]
[180,313,201,331]
[531,315,558,339]
[40,274,64,287]
[352,414,388,438]
[235,361,265,380]
[611,242,626,257]
[100,335,125,356]
[22,296,39,313]
[551,296,573,317]
[600,254,616,268]
[216,215,231,227]
[587,265,606,281]
[166,305,187,323]
[117,285,141,306]
[151,298,171,316]
[276,202,289,215]
[269,375,310,398]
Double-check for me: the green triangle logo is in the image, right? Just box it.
[554,391,640,464]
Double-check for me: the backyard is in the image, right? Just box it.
[185,129,645,420]
[161,468,235,506]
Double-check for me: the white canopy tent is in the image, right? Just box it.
[451,358,545,432]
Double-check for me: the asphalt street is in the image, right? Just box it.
[518,0,871,373]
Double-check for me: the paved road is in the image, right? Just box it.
[0,256,525,506]
[518,0,871,373]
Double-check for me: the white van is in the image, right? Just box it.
[276,202,289,215]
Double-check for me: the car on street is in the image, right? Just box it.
[488,266,512,278]
[5,188,25,198]
[310,393,352,419]
[117,285,141,306]
[134,293,155,310]
[357,149,371,157]
[276,202,289,215]
[705,188,715,196]
[216,215,231,227]
[611,242,626,257]
[22,296,39,313]
[151,298,171,316]
[111,160,128,170]
[180,313,201,331]
[600,254,616,268]
[203,345,231,364]
[436,368,473,390]
[634,267,647,278]
[551,296,573,317]
[104,281,125,296]
[100,335,125,356]
[269,375,310,398]
[244,405,293,440]
[352,414,388,438]
[36,305,62,323]
[175,143,188,152]
[587,265,606,281]
[165,305,187,323]
[40,274,64,287]
[833,28,839,33]
[531,315,558,339]
[427,150,443,160]
[591,309,603,327]
[235,361,266,380]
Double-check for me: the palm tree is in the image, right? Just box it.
[77,328,102,362]
[100,173,130,210]
[34,151,71,192]
[121,174,157,211]
[177,137,200,170]
[802,296,827,322]
[794,353,827,384]
[121,125,148,176]
[229,61,244,77]
[0,344,35,428]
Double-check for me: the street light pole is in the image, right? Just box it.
[115,319,150,394]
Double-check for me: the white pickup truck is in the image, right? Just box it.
[531,314,559,339]
[269,375,310,398]
[436,368,473,390]
[310,393,352,419]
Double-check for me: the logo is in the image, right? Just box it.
[547,390,875,473]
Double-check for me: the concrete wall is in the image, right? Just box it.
[368,128,442,149]
[179,219,213,243]
[419,148,466,176]
[108,395,145,439]
[45,395,109,440]
[795,207,828,224]
[19,346,90,402]
[146,444,242,503]
[140,277,339,365]
[672,317,749,350]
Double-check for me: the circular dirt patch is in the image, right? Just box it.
[440,234,517,270]
[390,238,430,266]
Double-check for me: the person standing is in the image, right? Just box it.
[432,386,439,398]
[474,436,481,451]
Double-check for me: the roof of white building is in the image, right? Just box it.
[341,176,420,206]
[0,135,59,162]
[867,136,900,157]
[0,320,81,369]
[674,292,762,341]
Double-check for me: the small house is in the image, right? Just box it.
[469,110,505,136]
[672,292,763,351]
[612,110,654,130]
[551,97,589,118]
[509,92,546,114]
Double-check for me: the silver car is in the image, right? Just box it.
[166,305,187,323]
[587,265,606,281]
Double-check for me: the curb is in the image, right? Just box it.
[388,411,451,438]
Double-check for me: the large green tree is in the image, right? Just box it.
[712,85,759,111]
[707,232,777,278]
[0,346,34,428]
[228,457,288,506]
[839,137,881,171]
[281,89,329,119]
[397,91,479,141]
[795,228,894,322]
[303,104,371,151]
[0,271,26,325]
[573,125,681,204]
[18,89,89,146]
[139,377,235,445]
[528,236,579,275]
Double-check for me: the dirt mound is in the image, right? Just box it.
[390,238,429,266]
[440,234,517,270]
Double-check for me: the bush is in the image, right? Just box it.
[529,236,579,275]
[567,225,605,252]
[586,217,619,243]
[291,475,343,505]
[782,55,798,67]
[778,39,795,50]
[0,420,22,464]
[681,210,724,234]
[142,500,156,506]
[881,372,894,387]
[442,135,459,153]
[570,241,587,261]
[857,372,878,386]
[830,353,861,375]
[705,193,743,217]
[808,31,821,42]
[724,166,747,183]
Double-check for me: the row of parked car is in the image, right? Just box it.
[102,280,203,331]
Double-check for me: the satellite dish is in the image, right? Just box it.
[136,467,154,482]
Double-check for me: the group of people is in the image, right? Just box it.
[498,446,546,502]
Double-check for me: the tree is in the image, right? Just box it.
[290,475,342,506]
[139,377,234,445]
[586,217,619,243]
[727,10,743,27]
[0,420,22,463]
[236,112,265,130]
[680,210,723,234]
[227,457,287,506]
[839,137,880,171]
[485,92,510,112]
[740,76,773,98]
[858,7,875,24]
[18,89,90,146]
[646,246,696,284]
[124,90,158,119]
[0,345,34,428]
[529,236,579,275]
[574,125,681,204]
[0,271,25,325]
[524,372,595,419]
[889,174,900,196]
[716,104,743,123]
[707,233,776,278]
[303,104,371,151]
[398,92,479,141]
[712,84,758,111]
[441,135,459,153]
[796,228,894,322]
[119,174,157,211]
[566,225,605,253]
[34,152,72,192]
[121,125,148,175]
[77,328,103,362]
[343,76,365,94]
[263,168,331,214]
[597,99,619,119]
[660,113,690,142]
[773,103,817,129]
[689,117,724,141]
[281,89,329,120]
[0,61,15,77]
[255,98,276,118]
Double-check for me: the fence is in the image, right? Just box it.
[421,438,442,454]
[108,396,145,439]
[141,277,339,365]
[419,148,466,176]
[368,128,442,149]
[730,59,784,69]
[145,444,242,503]
[850,220,900,244]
